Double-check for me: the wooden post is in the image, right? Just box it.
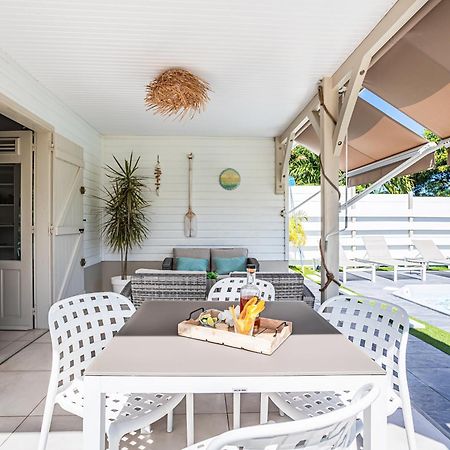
[320,78,340,302]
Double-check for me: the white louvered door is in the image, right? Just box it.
[52,134,85,303]
[0,131,33,329]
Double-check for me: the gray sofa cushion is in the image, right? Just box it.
[173,247,211,270]
[210,248,249,272]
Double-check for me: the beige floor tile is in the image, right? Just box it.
[0,417,26,446]
[31,398,73,416]
[16,414,83,432]
[120,413,229,450]
[0,341,33,366]
[0,429,82,450]
[0,343,52,371]
[0,331,30,342]
[174,394,227,414]
[0,371,49,416]
[34,332,51,344]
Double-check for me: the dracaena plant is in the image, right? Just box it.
[100,153,150,279]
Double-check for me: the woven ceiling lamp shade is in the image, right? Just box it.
[145,68,210,119]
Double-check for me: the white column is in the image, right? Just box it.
[320,77,340,302]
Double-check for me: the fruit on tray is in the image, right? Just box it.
[230,297,265,335]
[199,312,219,327]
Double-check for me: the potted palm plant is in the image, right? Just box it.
[100,153,150,293]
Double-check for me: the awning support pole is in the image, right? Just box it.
[319,78,340,302]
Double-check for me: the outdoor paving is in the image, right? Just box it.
[0,332,449,449]
[304,270,450,439]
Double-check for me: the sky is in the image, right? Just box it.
[359,88,426,137]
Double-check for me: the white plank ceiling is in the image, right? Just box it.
[0,0,396,136]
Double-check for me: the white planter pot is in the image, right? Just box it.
[111,275,131,294]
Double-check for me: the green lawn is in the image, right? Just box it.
[292,265,450,355]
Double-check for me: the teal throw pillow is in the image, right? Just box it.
[214,256,247,275]
[176,257,209,271]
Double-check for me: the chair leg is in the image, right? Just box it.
[167,409,174,433]
[394,266,398,283]
[37,396,55,450]
[107,432,121,450]
[260,393,269,424]
[233,392,241,429]
[371,266,376,283]
[343,268,347,284]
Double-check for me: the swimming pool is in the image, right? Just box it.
[394,284,450,316]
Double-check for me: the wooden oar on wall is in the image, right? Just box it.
[184,152,197,237]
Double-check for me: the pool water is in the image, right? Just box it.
[394,284,450,316]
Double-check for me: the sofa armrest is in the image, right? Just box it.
[247,257,260,272]
[120,280,132,298]
[162,257,174,270]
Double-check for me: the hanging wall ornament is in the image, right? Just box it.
[219,168,240,190]
[154,155,162,196]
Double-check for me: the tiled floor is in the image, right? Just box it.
[0,330,47,365]
[0,334,449,449]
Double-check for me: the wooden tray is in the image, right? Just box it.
[177,309,292,355]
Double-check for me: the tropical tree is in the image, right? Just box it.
[412,131,450,196]
[100,153,150,279]
[289,212,308,261]
[289,146,321,185]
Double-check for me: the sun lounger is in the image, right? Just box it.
[339,246,376,283]
[411,239,450,267]
[358,236,425,282]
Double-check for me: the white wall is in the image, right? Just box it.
[102,136,285,263]
[290,186,450,263]
[0,50,102,266]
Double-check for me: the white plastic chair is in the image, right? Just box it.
[38,292,186,450]
[184,384,378,450]
[207,277,274,429]
[207,277,275,302]
[261,295,416,450]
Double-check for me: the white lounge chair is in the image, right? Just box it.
[339,246,376,283]
[411,239,450,267]
[358,236,425,282]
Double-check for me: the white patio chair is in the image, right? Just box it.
[207,277,274,429]
[339,246,376,283]
[260,295,416,450]
[184,383,378,450]
[358,236,425,282]
[38,292,186,450]
[411,239,450,267]
[207,277,275,302]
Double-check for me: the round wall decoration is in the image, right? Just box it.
[219,168,241,190]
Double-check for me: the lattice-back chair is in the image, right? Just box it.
[207,277,275,302]
[38,292,186,450]
[261,295,416,450]
[184,384,378,450]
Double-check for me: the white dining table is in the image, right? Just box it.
[83,300,387,450]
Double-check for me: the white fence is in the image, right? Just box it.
[289,186,450,264]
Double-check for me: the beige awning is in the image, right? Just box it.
[294,98,429,186]
[364,0,450,139]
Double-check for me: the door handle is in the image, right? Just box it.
[79,228,84,234]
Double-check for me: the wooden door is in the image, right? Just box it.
[52,134,85,302]
[0,131,33,329]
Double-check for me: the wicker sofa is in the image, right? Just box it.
[162,247,260,272]
[122,270,314,309]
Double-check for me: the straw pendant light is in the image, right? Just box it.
[145,68,210,119]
